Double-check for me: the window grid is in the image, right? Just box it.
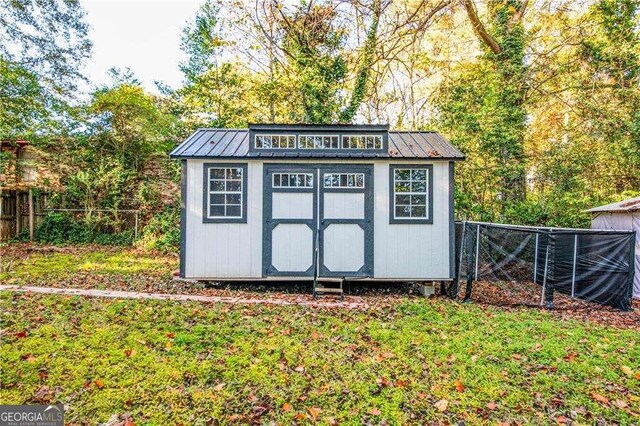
[323,173,365,188]
[272,173,314,188]
[208,167,243,218]
[299,135,340,149]
[393,168,428,219]
[254,134,296,149]
[342,135,383,150]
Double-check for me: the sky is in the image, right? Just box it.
[81,0,204,95]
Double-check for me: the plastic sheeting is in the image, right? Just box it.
[455,221,636,311]
[591,212,640,298]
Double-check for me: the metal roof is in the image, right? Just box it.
[169,128,465,160]
[585,196,640,213]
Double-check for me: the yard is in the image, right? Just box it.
[1,245,639,425]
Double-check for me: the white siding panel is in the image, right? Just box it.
[373,161,450,279]
[323,193,365,219]
[272,192,314,219]
[184,160,262,279]
[323,223,365,272]
[272,223,314,272]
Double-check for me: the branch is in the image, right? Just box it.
[509,0,528,28]
[462,0,501,54]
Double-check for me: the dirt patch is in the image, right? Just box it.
[458,280,640,330]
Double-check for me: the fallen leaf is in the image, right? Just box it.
[434,399,449,412]
[94,379,104,389]
[33,386,51,403]
[166,332,175,338]
[294,412,306,421]
[512,354,522,360]
[614,399,628,409]
[455,379,465,392]
[165,341,173,350]
[311,331,320,339]
[124,418,136,426]
[213,382,225,391]
[124,348,136,358]
[369,408,381,416]
[620,365,633,377]
[15,331,26,338]
[486,402,497,410]
[591,392,609,405]
[295,365,305,373]
[307,406,322,421]
[555,415,568,424]
[282,402,292,412]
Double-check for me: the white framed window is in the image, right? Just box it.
[342,135,383,149]
[204,164,247,223]
[299,135,339,149]
[255,134,296,149]
[323,173,365,188]
[390,165,432,223]
[273,173,314,188]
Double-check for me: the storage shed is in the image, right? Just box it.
[586,196,640,298]
[170,124,464,285]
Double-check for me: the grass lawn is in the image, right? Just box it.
[1,245,639,424]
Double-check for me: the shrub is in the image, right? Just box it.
[34,212,134,246]
[136,203,180,253]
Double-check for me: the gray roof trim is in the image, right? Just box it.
[170,128,465,160]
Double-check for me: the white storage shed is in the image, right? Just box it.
[170,124,464,284]
[586,196,640,298]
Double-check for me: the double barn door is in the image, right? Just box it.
[263,164,373,278]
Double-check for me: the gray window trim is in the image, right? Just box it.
[202,163,248,223]
[389,164,434,224]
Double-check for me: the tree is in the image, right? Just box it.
[0,0,91,139]
[461,0,528,205]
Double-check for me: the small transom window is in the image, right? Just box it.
[323,173,365,188]
[204,164,247,223]
[299,135,339,149]
[390,166,432,223]
[273,173,314,188]
[255,134,296,149]
[342,135,383,149]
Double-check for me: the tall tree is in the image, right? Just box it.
[0,0,92,138]
[461,0,528,205]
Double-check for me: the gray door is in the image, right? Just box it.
[263,164,373,278]
[318,166,373,277]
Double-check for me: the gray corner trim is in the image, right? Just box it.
[180,160,187,278]
[388,164,434,225]
[202,163,248,224]
[449,161,455,279]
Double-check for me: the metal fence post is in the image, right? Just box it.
[533,233,539,283]
[571,234,578,298]
[474,224,481,281]
[464,223,474,302]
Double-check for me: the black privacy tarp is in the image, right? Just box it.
[455,221,636,311]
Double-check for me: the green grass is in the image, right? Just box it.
[0,247,176,283]
[1,292,638,425]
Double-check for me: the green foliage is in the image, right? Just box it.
[281,4,347,123]
[137,203,181,254]
[35,212,133,246]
